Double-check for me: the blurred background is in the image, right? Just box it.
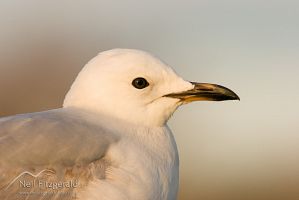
[0,1,299,199]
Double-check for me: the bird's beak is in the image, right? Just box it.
[164,82,240,103]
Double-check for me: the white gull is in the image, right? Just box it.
[0,49,239,200]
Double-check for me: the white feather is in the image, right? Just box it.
[0,49,194,200]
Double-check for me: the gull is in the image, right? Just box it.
[0,49,239,200]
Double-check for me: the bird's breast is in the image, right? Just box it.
[97,126,179,200]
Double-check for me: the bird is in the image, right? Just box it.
[0,49,239,200]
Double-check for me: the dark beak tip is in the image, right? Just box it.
[232,93,240,101]
[234,97,240,101]
[226,92,240,101]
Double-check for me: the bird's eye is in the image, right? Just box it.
[132,77,149,89]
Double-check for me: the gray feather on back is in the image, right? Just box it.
[0,108,118,200]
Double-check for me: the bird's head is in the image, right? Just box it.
[63,49,239,127]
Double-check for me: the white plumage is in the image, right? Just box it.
[0,49,239,200]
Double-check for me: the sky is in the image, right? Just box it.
[0,1,299,199]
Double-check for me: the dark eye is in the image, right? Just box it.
[132,77,149,89]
